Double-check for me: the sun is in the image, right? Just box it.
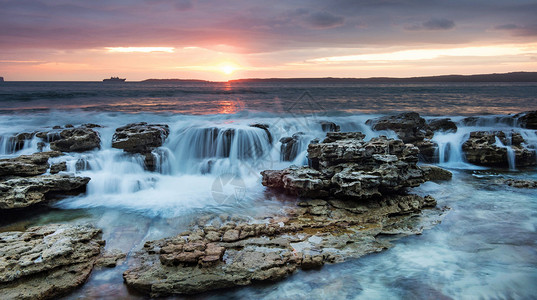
[219,63,238,75]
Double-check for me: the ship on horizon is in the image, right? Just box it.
[103,76,126,82]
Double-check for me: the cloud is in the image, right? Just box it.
[406,18,455,31]
[144,0,194,11]
[303,11,345,29]
[495,23,537,37]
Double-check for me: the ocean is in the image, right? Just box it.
[0,81,536,299]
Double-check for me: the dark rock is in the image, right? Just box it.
[280,132,305,161]
[320,121,340,132]
[0,224,103,300]
[428,118,457,133]
[249,123,272,144]
[112,122,169,154]
[515,110,537,129]
[493,178,537,188]
[264,133,426,199]
[65,124,74,128]
[7,132,35,153]
[50,162,67,174]
[366,112,437,161]
[0,174,90,210]
[366,112,431,143]
[420,165,453,181]
[52,125,62,130]
[50,128,101,152]
[0,151,63,177]
[462,131,536,167]
[81,123,102,128]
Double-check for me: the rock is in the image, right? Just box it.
[0,224,103,300]
[95,249,127,268]
[462,131,536,167]
[493,178,537,188]
[264,133,426,200]
[7,132,35,153]
[366,112,431,143]
[112,122,169,154]
[0,151,63,177]
[280,132,305,161]
[515,110,537,129]
[420,165,453,181]
[123,193,442,297]
[366,112,437,161]
[428,118,457,133]
[249,123,272,144]
[50,128,101,152]
[50,162,67,174]
[0,174,90,210]
[320,121,340,132]
[81,123,102,128]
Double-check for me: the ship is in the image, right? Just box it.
[103,76,126,82]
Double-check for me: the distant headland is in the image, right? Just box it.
[229,72,537,83]
[142,72,537,83]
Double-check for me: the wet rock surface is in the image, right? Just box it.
[493,178,537,188]
[280,132,305,161]
[515,110,537,129]
[124,131,444,297]
[0,174,90,210]
[0,151,62,177]
[462,131,536,167]
[123,194,442,297]
[112,122,170,153]
[265,132,426,199]
[0,224,104,300]
[320,121,340,132]
[420,165,453,181]
[49,128,101,152]
[366,112,437,161]
[428,118,457,133]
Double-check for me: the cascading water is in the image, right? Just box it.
[2,113,537,217]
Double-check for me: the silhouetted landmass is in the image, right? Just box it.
[228,72,537,83]
[142,78,211,83]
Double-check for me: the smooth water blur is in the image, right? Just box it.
[1,81,537,115]
[0,81,536,299]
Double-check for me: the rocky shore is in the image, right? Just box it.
[122,132,449,297]
[0,111,536,298]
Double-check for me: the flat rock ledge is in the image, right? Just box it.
[123,132,445,297]
[493,178,537,189]
[123,194,442,297]
[0,175,90,210]
[0,224,104,300]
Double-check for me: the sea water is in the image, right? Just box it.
[0,81,536,299]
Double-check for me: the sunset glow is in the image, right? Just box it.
[1,1,536,81]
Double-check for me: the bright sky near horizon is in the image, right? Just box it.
[1,0,537,81]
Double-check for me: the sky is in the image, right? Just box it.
[1,0,537,81]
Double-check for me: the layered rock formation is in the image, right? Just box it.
[0,224,104,300]
[49,128,101,152]
[515,110,537,129]
[112,122,170,153]
[0,175,90,210]
[0,151,62,177]
[264,132,426,199]
[123,132,445,296]
[366,112,447,162]
[0,151,90,210]
[462,131,536,167]
[112,122,170,171]
[123,194,442,296]
[280,132,305,161]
